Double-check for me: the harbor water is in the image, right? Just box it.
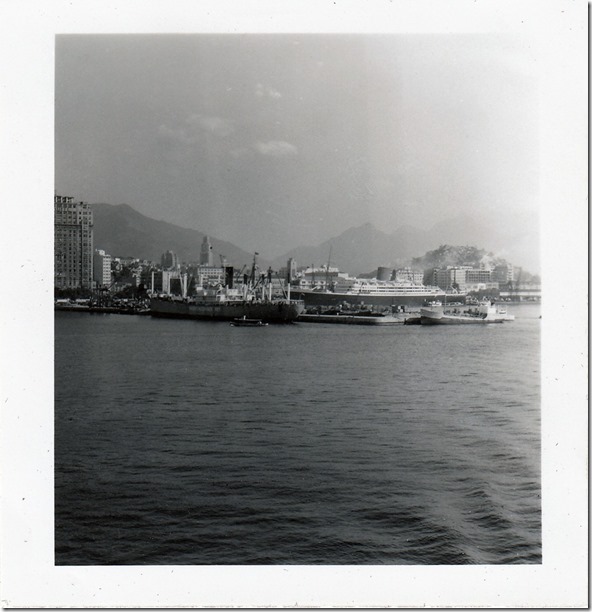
[55,304,541,565]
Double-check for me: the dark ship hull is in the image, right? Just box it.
[150,298,304,323]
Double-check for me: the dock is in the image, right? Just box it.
[297,313,406,326]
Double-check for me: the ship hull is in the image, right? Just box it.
[290,288,462,308]
[150,298,304,323]
[419,302,510,325]
[420,314,504,325]
[298,313,405,326]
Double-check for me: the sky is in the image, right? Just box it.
[55,34,540,261]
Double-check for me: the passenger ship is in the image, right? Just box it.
[289,278,464,308]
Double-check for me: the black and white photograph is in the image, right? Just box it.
[1,0,587,608]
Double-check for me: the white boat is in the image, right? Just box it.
[420,301,512,325]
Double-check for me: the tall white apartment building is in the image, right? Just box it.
[93,249,112,288]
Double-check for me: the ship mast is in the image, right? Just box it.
[250,252,258,287]
[325,245,332,289]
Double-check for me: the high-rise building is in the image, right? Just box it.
[93,249,112,288]
[200,236,214,266]
[54,194,94,289]
[287,258,298,282]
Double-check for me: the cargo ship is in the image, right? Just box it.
[150,288,304,323]
[150,252,305,323]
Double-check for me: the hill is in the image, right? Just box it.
[272,213,539,275]
[92,203,268,268]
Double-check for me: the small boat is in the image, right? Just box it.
[420,300,511,325]
[230,316,268,327]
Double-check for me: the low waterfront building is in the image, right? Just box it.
[193,265,225,287]
[433,266,472,291]
[432,266,497,291]
[465,268,492,284]
[465,281,500,294]
[297,265,341,289]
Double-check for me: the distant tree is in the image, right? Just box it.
[114,285,136,299]
[54,287,93,299]
[412,244,506,270]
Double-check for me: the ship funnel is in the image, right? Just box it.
[377,267,393,281]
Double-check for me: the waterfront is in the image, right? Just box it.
[55,304,541,565]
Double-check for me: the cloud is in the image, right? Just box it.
[158,114,234,145]
[254,140,298,157]
[255,83,282,99]
[187,114,234,137]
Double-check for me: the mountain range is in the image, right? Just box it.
[92,203,264,268]
[92,203,539,275]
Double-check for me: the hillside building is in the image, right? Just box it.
[54,194,94,289]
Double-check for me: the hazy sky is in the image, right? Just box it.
[55,34,539,258]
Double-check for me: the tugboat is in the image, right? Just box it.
[420,300,511,325]
[230,316,268,327]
